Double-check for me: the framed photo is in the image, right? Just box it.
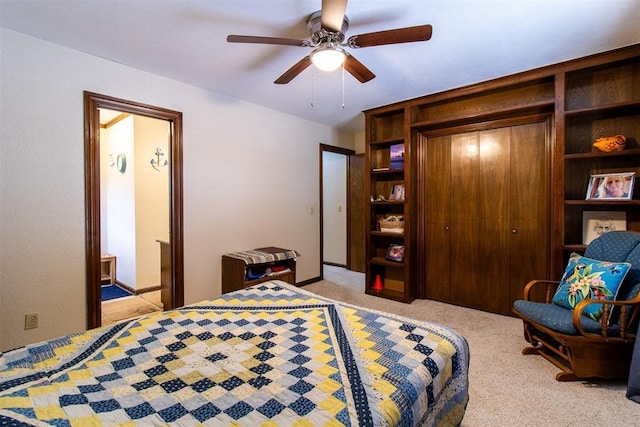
[385,244,404,262]
[389,144,405,170]
[390,184,405,200]
[585,172,635,200]
[582,211,627,245]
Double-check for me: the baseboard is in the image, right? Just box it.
[323,261,347,268]
[136,286,161,295]
[114,281,160,296]
[297,276,322,286]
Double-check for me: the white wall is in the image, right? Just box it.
[133,115,170,290]
[104,116,137,287]
[0,28,356,351]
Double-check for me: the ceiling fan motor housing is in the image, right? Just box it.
[307,10,349,45]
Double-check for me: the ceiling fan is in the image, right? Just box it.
[227,0,433,84]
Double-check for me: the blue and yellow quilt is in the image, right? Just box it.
[0,281,469,426]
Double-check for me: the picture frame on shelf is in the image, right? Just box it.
[585,172,635,200]
[390,184,405,201]
[582,211,627,245]
[389,144,405,170]
[385,244,405,262]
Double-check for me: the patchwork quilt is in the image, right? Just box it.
[0,281,469,426]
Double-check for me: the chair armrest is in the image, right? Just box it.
[573,294,640,339]
[523,279,560,303]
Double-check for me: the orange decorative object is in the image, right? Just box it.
[593,135,626,152]
[372,274,384,291]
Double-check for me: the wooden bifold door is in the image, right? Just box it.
[419,115,551,315]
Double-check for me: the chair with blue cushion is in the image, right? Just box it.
[513,231,640,381]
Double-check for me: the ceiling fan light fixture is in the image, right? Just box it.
[310,45,346,71]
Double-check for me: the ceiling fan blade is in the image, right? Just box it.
[348,24,433,48]
[274,56,312,84]
[227,35,309,47]
[344,53,375,83]
[321,0,348,32]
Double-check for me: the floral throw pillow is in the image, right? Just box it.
[552,253,631,321]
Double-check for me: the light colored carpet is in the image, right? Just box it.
[306,265,638,426]
[101,290,162,325]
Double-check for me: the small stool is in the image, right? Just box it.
[101,254,116,285]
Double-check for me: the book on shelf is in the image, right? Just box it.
[372,167,390,171]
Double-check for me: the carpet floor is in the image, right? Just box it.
[312,265,638,427]
[101,290,163,325]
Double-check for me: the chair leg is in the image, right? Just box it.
[555,371,578,382]
[522,345,542,355]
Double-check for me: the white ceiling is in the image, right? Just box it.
[1,0,638,133]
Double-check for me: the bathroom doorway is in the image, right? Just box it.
[84,92,184,329]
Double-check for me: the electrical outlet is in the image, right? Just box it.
[25,313,39,330]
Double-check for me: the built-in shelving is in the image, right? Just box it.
[562,56,640,254]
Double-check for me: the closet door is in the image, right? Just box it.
[476,127,512,313]
[508,119,550,306]
[424,135,451,301]
[421,116,550,315]
[448,132,482,308]
[449,129,511,312]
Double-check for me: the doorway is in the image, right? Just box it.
[84,92,184,329]
[319,144,356,279]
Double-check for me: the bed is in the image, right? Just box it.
[0,281,469,426]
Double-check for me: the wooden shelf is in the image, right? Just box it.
[366,114,412,303]
[370,137,405,146]
[562,54,640,270]
[564,148,640,160]
[370,231,404,238]
[243,269,295,288]
[564,100,640,118]
[371,168,404,174]
[565,200,640,205]
[365,287,411,303]
[370,256,404,268]
[370,200,405,206]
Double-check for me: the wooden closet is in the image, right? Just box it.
[420,117,550,315]
[364,44,639,315]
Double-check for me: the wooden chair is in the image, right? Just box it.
[513,231,640,381]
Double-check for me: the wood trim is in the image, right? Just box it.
[364,44,640,115]
[84,91,184,329]
[100,113,130,129]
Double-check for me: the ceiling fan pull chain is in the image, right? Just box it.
[310,67,315,108]
[341,64,345,109]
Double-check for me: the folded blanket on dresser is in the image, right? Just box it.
[0,281,469,426]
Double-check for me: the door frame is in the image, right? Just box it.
[319,144,355,279]
[84,91,184,329]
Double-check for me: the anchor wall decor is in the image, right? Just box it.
[150,148,168,171]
